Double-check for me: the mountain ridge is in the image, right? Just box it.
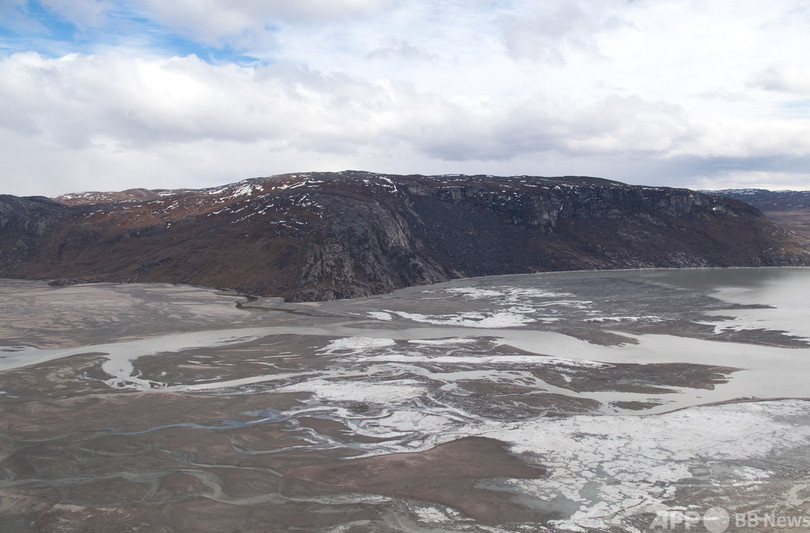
[709,188,810,239]
[2,171,809,301]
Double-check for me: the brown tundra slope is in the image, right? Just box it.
[1,171,808,301]
[710,188,810,239]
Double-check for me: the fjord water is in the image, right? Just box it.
[0,267,808,532]
[648,266,810,339]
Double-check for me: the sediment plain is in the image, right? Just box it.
[1,267,809,532]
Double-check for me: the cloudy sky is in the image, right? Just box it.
[1,0,809,196]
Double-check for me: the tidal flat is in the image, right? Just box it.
[0,268,809,532]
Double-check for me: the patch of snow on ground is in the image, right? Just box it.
[228,183,263,198]
[485,399,810,532]
[412,504,459,524]
[407,338,477,346]
[275,378,424,404]
[586,315,662,323]
[446,287,504,299]
[319,337,396,354]
[506,288,575,299]
[393,311,536,328]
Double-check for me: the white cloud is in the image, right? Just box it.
[498,1,626,64]
[2,0,810,195]
[0,51,699,164]
[132,0,395,47]
[753,65,810,95]
[366,39,437,63]
[39,0,112,29]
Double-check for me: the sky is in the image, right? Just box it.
[1,0,810,196]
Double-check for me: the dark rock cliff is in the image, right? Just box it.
[1,172,808,301]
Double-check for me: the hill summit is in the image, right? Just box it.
[2,171,808,301]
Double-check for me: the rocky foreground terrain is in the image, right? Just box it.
[1,171,808,301]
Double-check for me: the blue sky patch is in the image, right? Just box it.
[0,0,258,63]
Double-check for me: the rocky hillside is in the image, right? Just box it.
[2,171,809,301]
[710,189,810,239]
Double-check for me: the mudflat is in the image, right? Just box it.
[1,268,809,531]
